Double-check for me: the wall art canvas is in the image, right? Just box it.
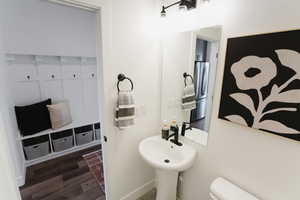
[219,30,300,141]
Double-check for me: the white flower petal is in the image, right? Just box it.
[231,56,277,90]
[275,49,300,74]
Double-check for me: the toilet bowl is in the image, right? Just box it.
[209,177,260,200]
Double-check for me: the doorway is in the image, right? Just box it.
[2,0,107,200]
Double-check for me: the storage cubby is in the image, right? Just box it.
[23,135,50,161]
[20,122,100,166]
[74,125,94,146]
[51,129,74,152]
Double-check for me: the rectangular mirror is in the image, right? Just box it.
[160,26,222,145]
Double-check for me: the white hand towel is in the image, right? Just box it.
[115,91,135,129]
[182,84,196,110]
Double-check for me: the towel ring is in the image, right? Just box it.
[117,74,134,92]
[183,72,194,86]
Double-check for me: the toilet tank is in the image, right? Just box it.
[209,178,260,200]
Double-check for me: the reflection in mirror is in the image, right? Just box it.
[161,26,222,145]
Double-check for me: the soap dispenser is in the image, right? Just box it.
[170,120,178,130]
[161,121,169,140]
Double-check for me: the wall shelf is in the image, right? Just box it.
[19,121,99,140]
[5,53,97,66]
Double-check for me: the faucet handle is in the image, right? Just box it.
[170,125,179,131]
[181,122,192,136]
[186,122,192,130]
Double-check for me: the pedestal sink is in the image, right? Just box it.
[139,135,197,200]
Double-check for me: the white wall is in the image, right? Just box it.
[161,31,194,124]
[0,1,27,187]
[0,72,26,186]
[0,114,22,200]
[0,13,22,200]
[2,0,96,57]
[158,0,300,200]
[99,0,162,199]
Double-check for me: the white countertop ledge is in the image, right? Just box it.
[183,128,208,146]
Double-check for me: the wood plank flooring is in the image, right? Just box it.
[19,145,105,200]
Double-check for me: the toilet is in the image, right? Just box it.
[209,178,260,200]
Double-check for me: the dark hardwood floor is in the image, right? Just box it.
[19,145,105,200]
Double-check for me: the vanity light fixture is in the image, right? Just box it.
[160,0,197,17]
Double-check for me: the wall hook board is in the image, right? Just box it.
[5,54,15,63]
[81,57,88,65]
[117,73,133,92]
[183,72,194,86]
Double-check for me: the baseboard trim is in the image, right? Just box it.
[16,160,26,187]
[120,179,155,200]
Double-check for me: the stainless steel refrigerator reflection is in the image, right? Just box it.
[191,61,210,121]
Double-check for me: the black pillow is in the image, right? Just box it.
[15,99,52,136]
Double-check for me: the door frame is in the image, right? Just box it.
[42,0,113,199]
[0,112,22,200]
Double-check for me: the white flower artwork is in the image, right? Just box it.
[219,30,300,141]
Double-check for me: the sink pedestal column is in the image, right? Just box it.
[155,169,178,200]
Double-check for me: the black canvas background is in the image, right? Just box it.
[219,30,300,141]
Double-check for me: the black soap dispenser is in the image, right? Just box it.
[161,121,169,140]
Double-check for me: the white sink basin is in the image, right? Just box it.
[139,135,197,200]
[139,135,196,171]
